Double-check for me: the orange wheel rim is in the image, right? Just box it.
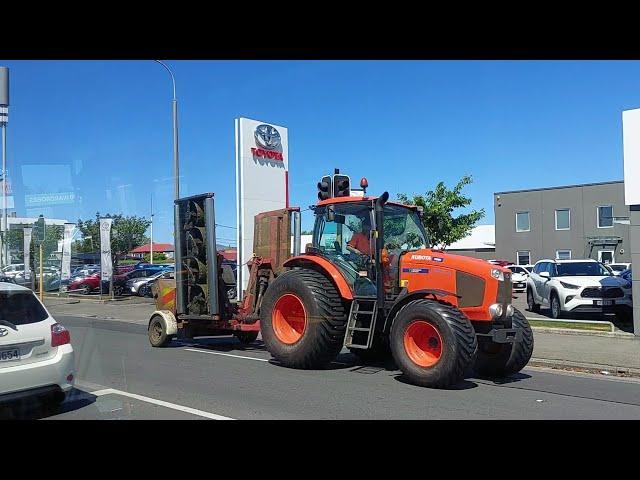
[272,294,307,344]
[404,320,443,367]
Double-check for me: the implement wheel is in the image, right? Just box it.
[148,314,172,348]
[473,308,534,378]
[390,299,477,388]
[260,268,348,369]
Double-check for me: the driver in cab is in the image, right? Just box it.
[346,216,373,256]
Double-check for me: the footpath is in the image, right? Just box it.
[44,296,640,378]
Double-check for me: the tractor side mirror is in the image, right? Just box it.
[326,205,335,222]
[416,206,424,218]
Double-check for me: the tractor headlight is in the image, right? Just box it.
[506,304,514,317]
[490,268,504,281]
[489,303,504,318]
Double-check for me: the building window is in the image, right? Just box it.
[556,249,571,260]
[517,251,531,265]
[597,205,614,228]
[515,212,530,232]
[555,209,570,230]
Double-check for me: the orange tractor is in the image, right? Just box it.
[148,175,533,388]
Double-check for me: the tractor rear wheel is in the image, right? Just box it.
[473,308,534,378]
[260,268,348,369]
[390,299,477,388]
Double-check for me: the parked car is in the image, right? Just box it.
[505,264,530,292]
[0,283,75,409]
[1,264,26,280]
[526,259,632,320]
[124,270,168,296]
[113,265,174,296]
[68,271,102,294]
[608,263,631,275]
[0,274,15,284]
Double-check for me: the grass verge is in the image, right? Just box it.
[528,319,611,332]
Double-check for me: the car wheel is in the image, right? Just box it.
[527,287,540,313]
[550,292,562,319]
[79,283,91,295]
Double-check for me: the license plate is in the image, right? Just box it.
[595,300,614,306]
[515,283,524,288]
[0,348,20,362]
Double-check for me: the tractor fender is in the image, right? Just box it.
[383,289,460,333]
[149,310,178,336]
[283,256,354,300]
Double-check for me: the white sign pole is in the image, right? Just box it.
[235,117,289,301]
[99,218,113,299]
[23,227,32,287]
[60,223,74,292]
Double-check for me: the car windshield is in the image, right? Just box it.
[609,265,626,272]
[556,262,612,277]
[0,291,49,325]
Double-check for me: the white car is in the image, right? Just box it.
[526,259,633,320]
[506,264,530,292]
[0,282,75,408]
[607,263,631,276]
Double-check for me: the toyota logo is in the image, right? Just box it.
[254,124,281,150]
[0,328,8,337]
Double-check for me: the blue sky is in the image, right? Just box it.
[1,60,639,245]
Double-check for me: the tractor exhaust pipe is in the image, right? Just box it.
[374,192,389,308]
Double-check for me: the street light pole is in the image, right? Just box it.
[154,60,180,201]
[150,195,154,265]
[0,67,9,269]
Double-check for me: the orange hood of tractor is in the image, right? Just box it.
[400,249,508,278]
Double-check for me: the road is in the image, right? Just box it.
[3,313,640,420]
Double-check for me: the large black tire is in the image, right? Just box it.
[148,315,172,347]
[349,335,393,364]
[235,330,259,344]
[390,299,477,388]
[260,268,348,369]
[473,308,534,378]
[527,287,540,313]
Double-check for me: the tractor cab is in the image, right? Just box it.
[311,196,428,298]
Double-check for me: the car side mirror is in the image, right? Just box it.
[539,271,550,279]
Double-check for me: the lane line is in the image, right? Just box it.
[184,347,353,367]
[90,388,235,420]
[184,348,270,362]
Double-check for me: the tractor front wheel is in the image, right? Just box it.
[260,268,348,369]
[390,299,477,388]
[472,308,534,378]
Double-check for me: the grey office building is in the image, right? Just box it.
[494,181,630,266]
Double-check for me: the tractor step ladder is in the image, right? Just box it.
[344,296,378,349]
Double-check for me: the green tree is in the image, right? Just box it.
[397,175,485,249]
[74,213,151,263]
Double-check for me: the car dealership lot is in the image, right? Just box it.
[3,312,640,420]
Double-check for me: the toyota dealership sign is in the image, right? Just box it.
[235,117,289,298]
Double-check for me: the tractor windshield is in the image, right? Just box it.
[382,204,428,252]
[313,202,378,296]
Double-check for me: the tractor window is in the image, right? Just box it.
[313,203,376,293]
[382,205,428,253]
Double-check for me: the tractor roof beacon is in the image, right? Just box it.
[147,172,533,389]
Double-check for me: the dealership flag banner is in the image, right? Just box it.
[23,227,32,281]
[99,218,113,281]
[235,117,289,300]
[61,223,75,282]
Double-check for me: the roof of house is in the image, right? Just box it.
[130,243,174,254]
[445,225,495,251]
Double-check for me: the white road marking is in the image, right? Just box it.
[90,388,234,420]
[184,348,270,362]
[184,347,352,367]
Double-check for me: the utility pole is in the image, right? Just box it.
[154,60,180,201]
[0,67,9,268]
[150,195,154,264]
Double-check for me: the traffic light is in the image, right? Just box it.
[333,174,351,197]
[174,194,219,317]
[317,175,332,201]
